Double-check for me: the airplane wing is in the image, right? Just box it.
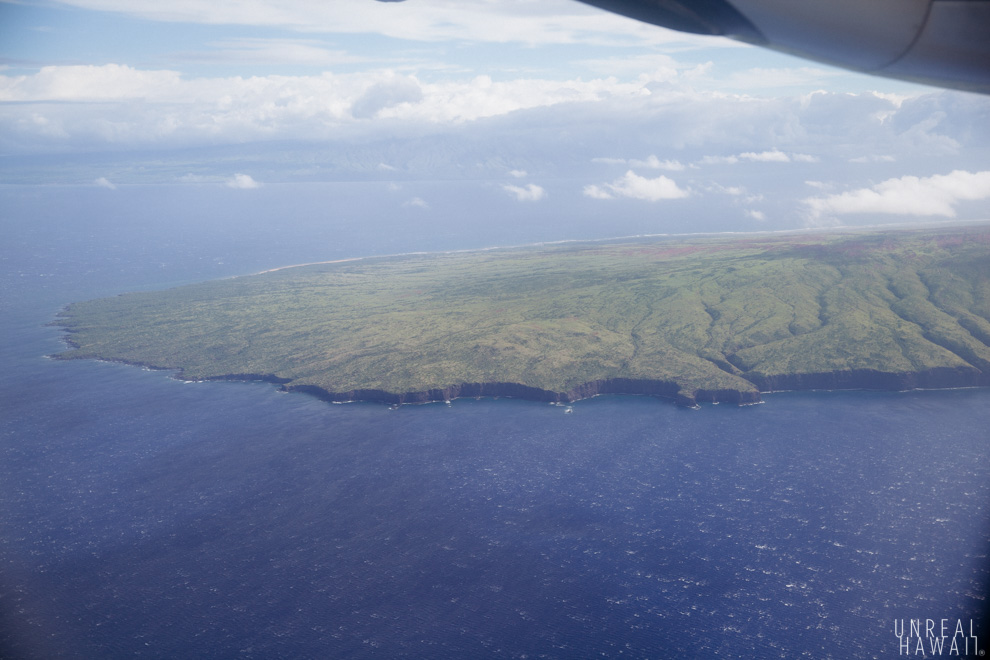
[576,0,990,93]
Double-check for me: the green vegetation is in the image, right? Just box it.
[54,225,990,405]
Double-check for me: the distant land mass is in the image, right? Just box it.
[54,225,990,407]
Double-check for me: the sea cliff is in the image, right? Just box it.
[261,369,981,408]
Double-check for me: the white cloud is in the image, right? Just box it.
[849,154,896,163]
[699,155,739,165]
[744,209,766,221]
[738,149,790,163]
[94,176,116,190]
[706,183,746,196]
[582,184,614,200]
[0,64,662,150]
[1,60,981,159]
[352,75,423,119]
[593,155,685,170]
[226,173,261,189]
[2,60,987,209]
[699,149,818,165]
[804,170,990,220]
[632,155,685,170]
[0,64,183,102]
[376,74,653,124]
[503,183,545,202]
[584,170,689,202]
[403,197,429,208]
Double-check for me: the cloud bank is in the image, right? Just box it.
[3,61,986,170]
[804,170,990,220]
[0,64,667,151]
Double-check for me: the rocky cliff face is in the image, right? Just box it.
[286,381,568,406]
[747,366,988,393]
[282,366,986,408]
[283,377,762,407]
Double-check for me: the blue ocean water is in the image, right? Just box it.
[2,185,988,658]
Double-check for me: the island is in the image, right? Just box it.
[53,225,990,407]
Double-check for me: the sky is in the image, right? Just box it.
[2,0,990,232]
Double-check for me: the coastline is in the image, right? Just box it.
[50,348,989,408]
[272,367,990,408]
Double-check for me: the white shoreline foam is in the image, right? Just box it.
[244,219,990,278]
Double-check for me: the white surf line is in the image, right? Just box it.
[255,257,365,274]
[248,218,990,277]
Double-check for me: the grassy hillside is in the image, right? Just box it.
[54,225,990,405]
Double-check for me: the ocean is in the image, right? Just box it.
[2,184,988,658]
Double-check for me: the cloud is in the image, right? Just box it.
[633,156,685,171]
[403,197,429,208]
[226,173,261,189]
[698,155,739,165]
[738,149,791,163]
[94,176,117,190]
[3,60,984,166]
[699,149,818,165]
[706,183,746,196]
[849,154,896,163]
[351,75,423,119]
[3,59,988,213]
[744,209,766,221]
[582,184,613,200]
[0,64,666,151]
[0,64,183,102]
[508,169,527,178]
[593,155,685,171]
[804,170,990,220]
[583,170,689,201]
[502,183,545,202]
